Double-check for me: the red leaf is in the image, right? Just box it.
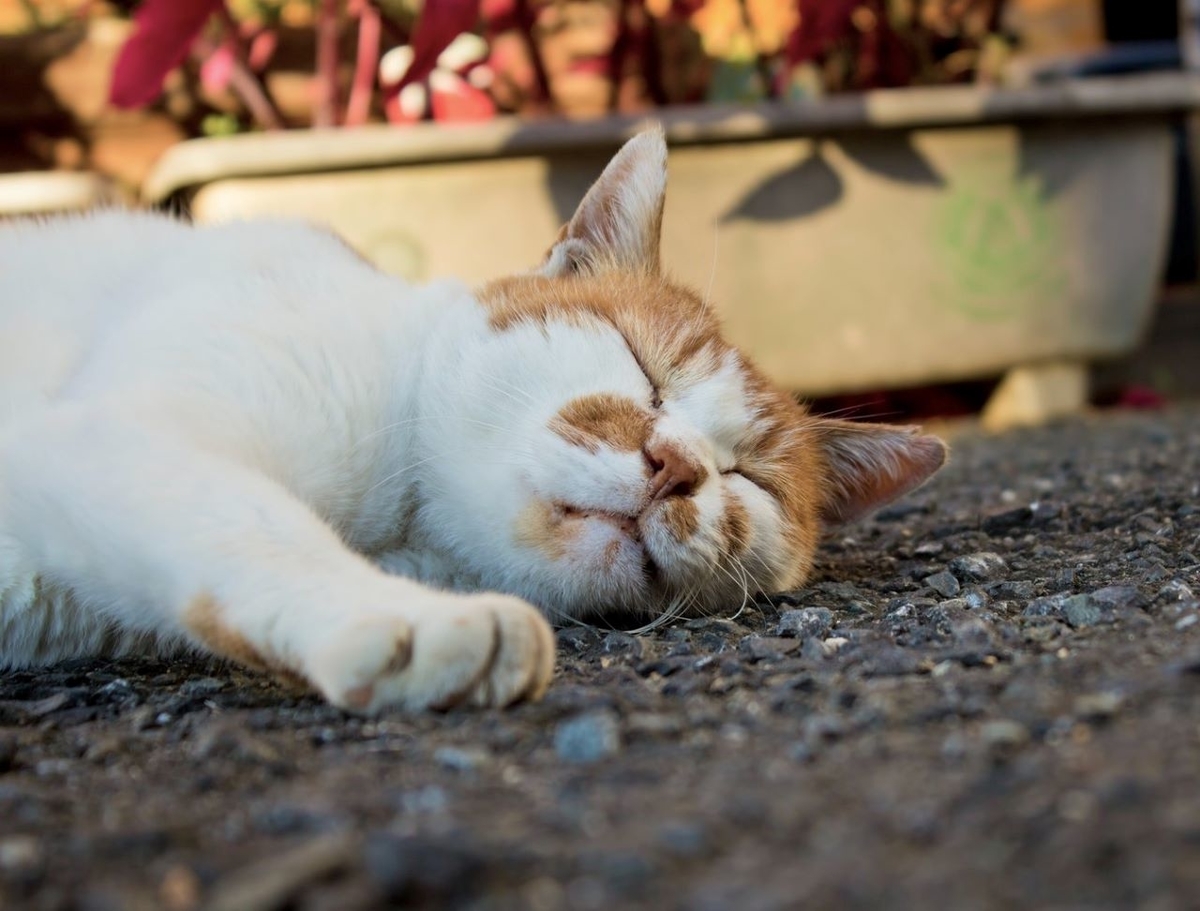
[1117,385,1167,410]
[199,40,235,94]
[247,29,279,72]
[430,70,496,121]
[110,0,226,108]
[396,0,481,90]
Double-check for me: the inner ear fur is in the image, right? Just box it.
[541,127,668,277]
[814,420,948,526]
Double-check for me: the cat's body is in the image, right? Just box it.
[0,131,945,712]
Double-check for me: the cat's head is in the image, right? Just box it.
[421,128,946,622]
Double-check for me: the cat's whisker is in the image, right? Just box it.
[476,373,537,407]
[703,219,720,310]
[363,455,441,495]
[347,415,442,453]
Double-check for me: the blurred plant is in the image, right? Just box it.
[107,0,1009,130]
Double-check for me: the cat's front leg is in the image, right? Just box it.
[0,408,555,712]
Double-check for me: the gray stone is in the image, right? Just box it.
[950,552,1009,582]
[1087,585,1147,612]
[1074,692,1124,720]
[925,571,961,598]
[364,833,484,902]
[1023,594,1066,619]
[775,607,833,640]
[982,505,1035,535]
[556,626,599,653]
[554,711,621,764]
[601,632,643,659]
[1062,594,1113,628]
[986,580,1036,600]
[432,746,490,771]
[737,636,802,661]
[179,677,225,698]
[814,581,862,602]
[657,823,708,858]
[1156,580,1196,605]
[980,719,1030,750]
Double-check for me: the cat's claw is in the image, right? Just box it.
[307,594,555,714]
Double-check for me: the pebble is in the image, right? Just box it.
[961,588,991,610]
[1074,692,1124,720]
[814,581,864,602]
[1087,585,1147,612]
[986,580,1036,600]
[432,746,491,772]
[363,833,485,902]
[556,627,598,653]
[1023,594,1065,619]
[178,678,225,698]
[980,719,1030,750]
[554,711,621,763]
[775,607,833,640]
[159,864,202,911]
[737,636,802,661]
[600,632,643,659]
[950,553,1009,582]
[982,505,1035,535]
[190,721,288,770]
[1061,595,1107,628]
[821,637,850,657]
[925,571,961,598]
[657,822,708,858]
[0,835,42,874]
[1156,580,1197,604]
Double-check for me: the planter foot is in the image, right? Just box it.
[981,361,1089,432]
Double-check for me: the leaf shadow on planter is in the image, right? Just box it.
[1015,129,1090,200]
[721,150,843,224]
[839,135,945,188]
[721,134,945,224]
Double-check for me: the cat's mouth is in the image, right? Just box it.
[556,503,662,584]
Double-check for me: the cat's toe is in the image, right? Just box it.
[308,595,555,714]
[466,595,556,708]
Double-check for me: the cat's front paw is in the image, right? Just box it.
[306,594,556,714]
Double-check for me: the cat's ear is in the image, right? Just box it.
[541,127,667,277]
[813,420,948,526]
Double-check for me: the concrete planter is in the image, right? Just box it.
[0,171,117,218]
[144,74,1195,420]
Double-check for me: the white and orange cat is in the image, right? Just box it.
[0,129,945,713]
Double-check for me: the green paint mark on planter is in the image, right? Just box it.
[935,169,1065,321]
[362,230,426,282]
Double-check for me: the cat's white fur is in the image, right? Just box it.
[0,130,944,713]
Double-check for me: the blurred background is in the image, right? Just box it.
[1,0,1197,427]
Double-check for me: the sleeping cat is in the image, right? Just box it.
[0,128,945,713]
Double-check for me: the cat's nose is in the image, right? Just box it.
[644,441,703,500]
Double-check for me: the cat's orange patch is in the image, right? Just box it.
[660,498,700,542]
[719,491,752,555]
[514,500,572,561]
[183,593,309,690]
[550,393,651,453]
[479,272,723,391]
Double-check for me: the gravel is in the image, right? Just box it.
[2,406,1200,910]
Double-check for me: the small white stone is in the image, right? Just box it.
[821,636,849,657]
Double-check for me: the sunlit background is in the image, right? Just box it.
[2,0,1197,426]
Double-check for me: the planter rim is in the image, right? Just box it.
[143,72,1200,205]
[0,171,115,216]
